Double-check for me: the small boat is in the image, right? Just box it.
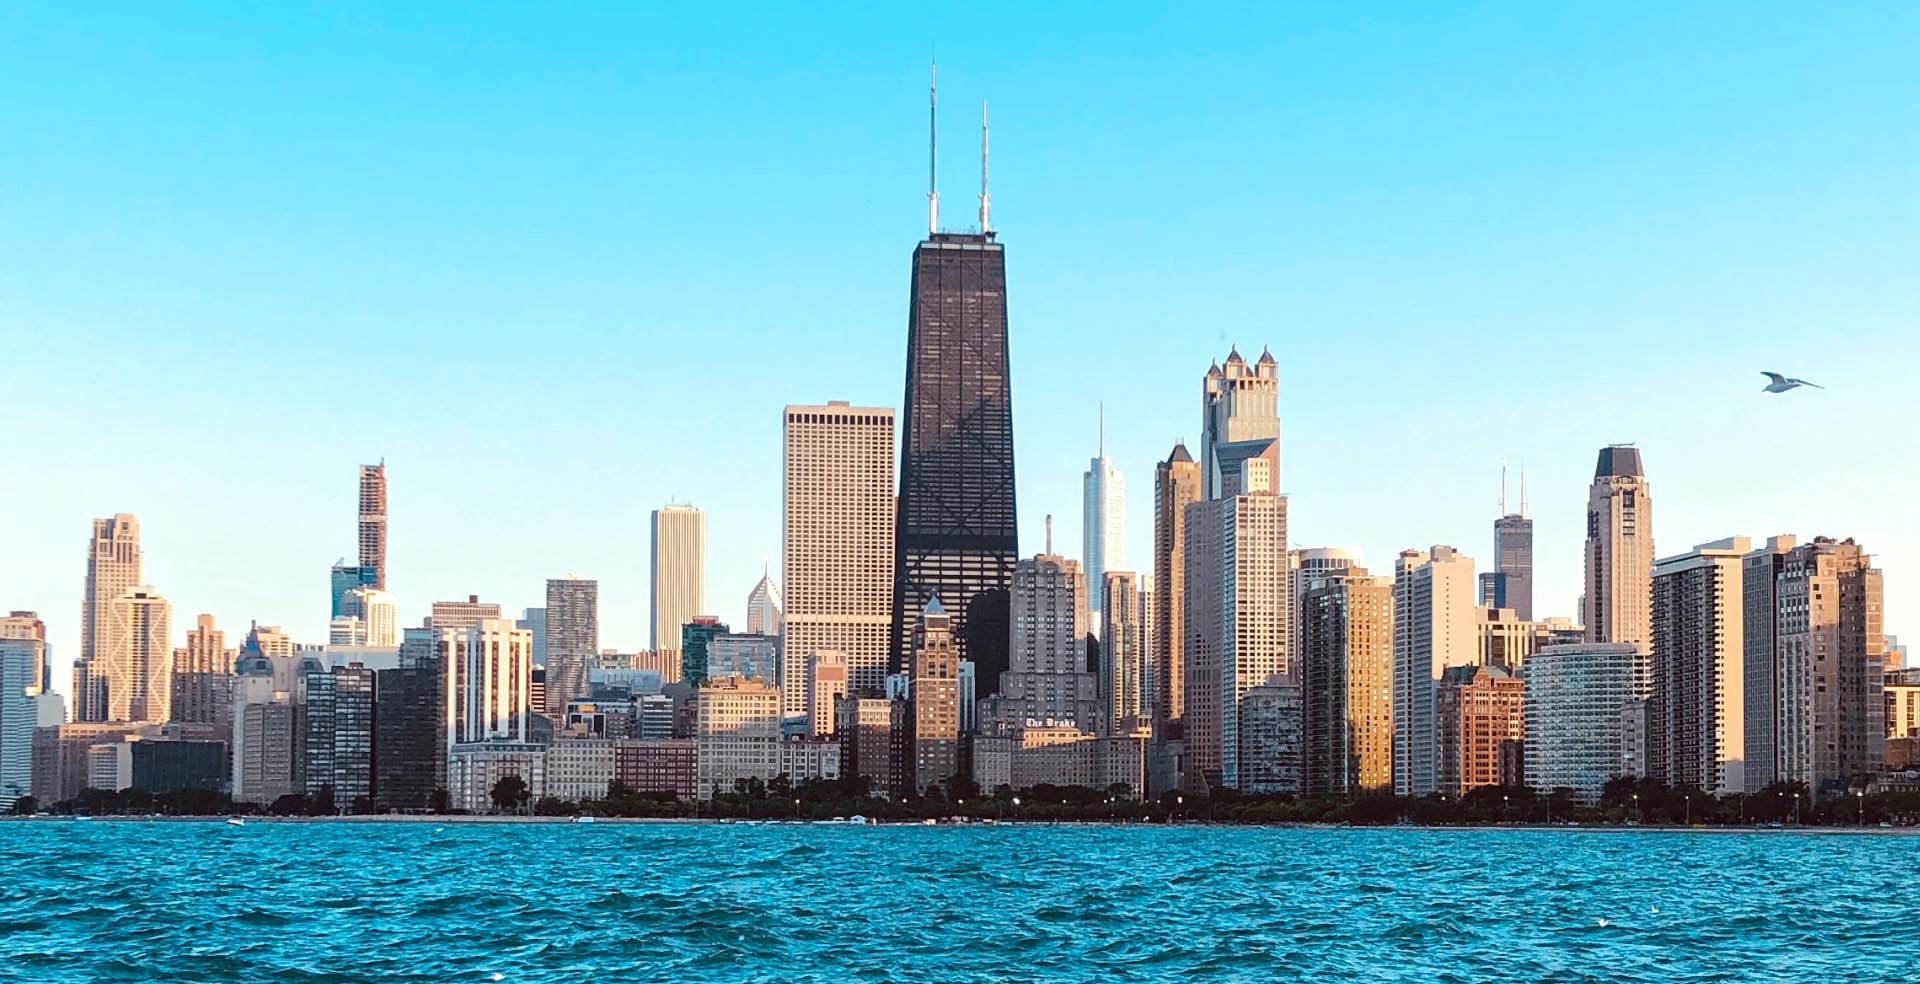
[226,817,247,827]
[574,816,596,824]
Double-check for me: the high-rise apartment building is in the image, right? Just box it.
[1435,663,1525,796]
[1200,348,1280,499]
[694,674,781,800]
[1184,437,1288,792]
[910,599,961,794]
[1649,537,1749,795]
[0,617,45,803]
[746,570,784,636]
[171,614,233,729]
[1584,445,1654,697]
[987,555,1099,732]
[305,662,376,804]
[1523,643,1638,801]
[78,514,142,722]
[358,462,387,590]
[1101,571,1145,732]
[441,618,535,753]
[544,576,598,716]
[1391,545,1477,796]
[890,224,1018,693]
[374,664,443,811]
[783,402,896,710]
[1151,443,1202,733]
[1301,570,1393,795]
[1774,537,1884,796]
[104,587,172,724]
[1083,417,1125,618]
[1741,534,1795,791]
[651,504,706,653]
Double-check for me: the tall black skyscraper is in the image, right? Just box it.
[1493,464,1533,620]
[891,71,1018,693]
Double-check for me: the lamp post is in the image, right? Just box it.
[1855,789,1865,826]
[1502,794,1510,824]
[1791,791,1800,825]
[1631,792,1640,825]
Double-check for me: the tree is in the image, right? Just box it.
[429,788,452,814]
[9,795,37,816]
[269,793,310,816]
[533,796,576,816]
[491,774,531,813]
[308,786,337,817]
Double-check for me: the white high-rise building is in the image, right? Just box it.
[1584,445,1654,697]
[746,570,784,636]
[0,615,46,804]
[440,618,535,753]
[340,587,398,647]
[781,403,895,710]
[1524,643,1639,801]
[105,587,172,724]
[1650,537,1749,795]
[1391,545,1477,796]
[78,514,142,722]
[1184,437,1289,791]
[650,504,706,653]
[1082,412,1125,618]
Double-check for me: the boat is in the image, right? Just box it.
[226,817,246,827]
[574,816,596,824]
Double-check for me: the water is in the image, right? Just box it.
[1,821,1914,983]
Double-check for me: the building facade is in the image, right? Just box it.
[543,577,598,716]
[1083,424,1125,618]
[1301,571,1393,795]
[1435,663,1525,796]
[1151,443,1202,735]
[358,462,388,589]
[1584,445,1654,697]
[694,675,781,799]
[1774,537,1884,795]
[1523,643,1638,801]
[909,600,961,795]
[1392,546,1477,796]
[1200,347,1280,499]
[1649,538,1749,795]
[78,514,142,722]
[986,555,1098,733]
[650,504,706,653]
[1100,571,1145,732]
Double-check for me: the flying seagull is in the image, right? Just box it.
[1762,371,1823,393]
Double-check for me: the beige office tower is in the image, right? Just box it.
[172,614,234,727]
[993,555,1100,731]
[1478,606,1536,671]
[1649,537,1748,795]
[78,514,143,722]
[1583,445,1654,697]
[1774,537,1884,796]
[1184,437,1288,792]
[808,650,849,735]
[910,599,961,794]
[1151,443,1202,733]
[1301,569,1393,794]
[1200,347,1281,498]
[341,587,398,647]
[651,504,707,654]
[103,587,171,723]
[1391,545,1477,796]
[1101,571,1145,733]
[781,403,896,712]
[1741,534,1796,790]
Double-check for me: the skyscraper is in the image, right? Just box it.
[1524,643,1639,802]
[78,514,142,722]
[987,555,1099,732]
[544,576,598,716]
[171,614,233,729]
[359,462,388,590]
[1584,445,1654,697]
[745,570,784,636]
[910,598,960,794]
[1151,443,1201,734]
[0,615,45,804]
[1434,663,1525,796]
[340,587,398,647]
[891,86,1018,690]
[1100,571,1145,732]
[1741,534,1796,791]
[441,617,535,752]
[1301,569,1393,795]
[1649,537,1749,795]
[783,402,896,710]
[1201,347,1280,499]
[1082,411,1125,618]
[329,561,379,620]
[650,504,705,653]
[1774,537,1884,796]
[1184,437,1289,792]
[1493,465,1534,621]
[104,587,172,724]
[1391,545,1477,796]
[305,662,376,805]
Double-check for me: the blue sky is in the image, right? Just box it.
[4,3,1916,692]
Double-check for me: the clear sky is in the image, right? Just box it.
[5,4,1916,696]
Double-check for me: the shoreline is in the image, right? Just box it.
[7,814,1916,833]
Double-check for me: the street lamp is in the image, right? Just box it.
[1502,794,1510,824]
[1631,792,1640,824]
[1791,791,1801,825]
[1855,789,1865,826]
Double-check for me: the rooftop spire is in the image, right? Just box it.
[1519,464,1528,517]
[1098,402,1105,458]
[927,60,939,236]
[978,100,991,234]
[1500,457,1508,516]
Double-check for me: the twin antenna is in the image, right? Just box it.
[927,61,990,236]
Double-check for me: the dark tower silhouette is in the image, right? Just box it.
[891,72,1017,692]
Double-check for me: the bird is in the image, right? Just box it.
[1761,371,1823,393]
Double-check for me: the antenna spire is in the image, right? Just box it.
[927,61,939,236]
[979,100,991,234]
[1519,464,1528,518]
[1045,514,1053,556]
[1098,402,1105,458]
[1500,457,1508,516]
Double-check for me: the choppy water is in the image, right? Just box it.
[1,821,1915,983]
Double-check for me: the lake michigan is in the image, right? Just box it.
[1,821,1913,983]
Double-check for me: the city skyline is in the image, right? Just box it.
[5,6,1917,704]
